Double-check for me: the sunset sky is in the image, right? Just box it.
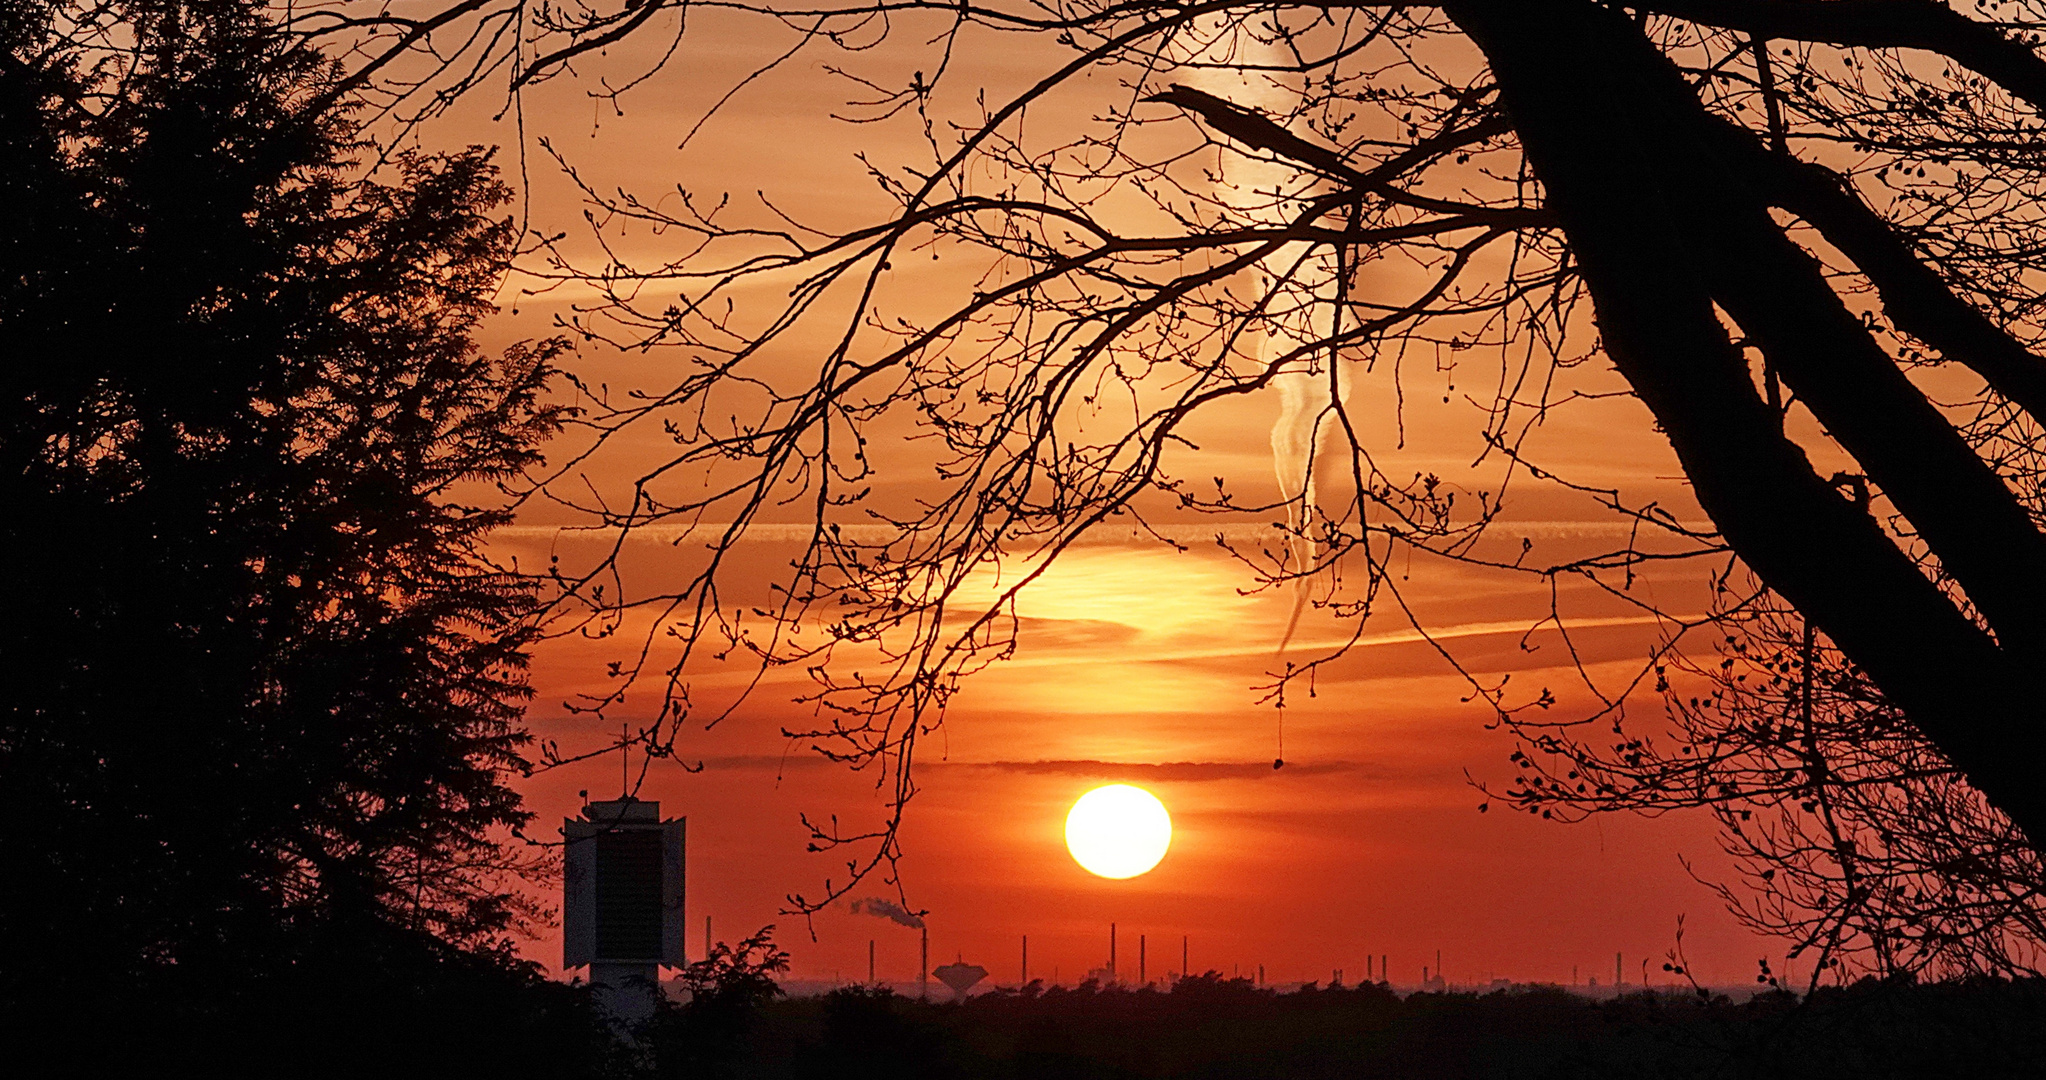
[443,11,1837,992]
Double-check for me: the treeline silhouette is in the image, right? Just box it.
[654,972,2046,1080]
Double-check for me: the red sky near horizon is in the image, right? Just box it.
[447,12,1843,992]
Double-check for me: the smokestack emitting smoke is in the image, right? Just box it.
[849,897,926,928]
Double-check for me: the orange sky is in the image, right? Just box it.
[438,11,1844,991]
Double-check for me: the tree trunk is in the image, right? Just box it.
[1446,0,2046,844]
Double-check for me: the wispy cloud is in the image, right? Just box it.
[678,755,1379,782]
[491,519,1712,546]
[946,759,1378,782]
[982,612,1703,671]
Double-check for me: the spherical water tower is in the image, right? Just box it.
[933,959,988,1000]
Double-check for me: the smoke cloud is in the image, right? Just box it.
[850,897,926,929]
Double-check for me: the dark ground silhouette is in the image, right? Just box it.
[649,969,2046,1080]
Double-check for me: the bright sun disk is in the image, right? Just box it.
[1065,784,1172,879]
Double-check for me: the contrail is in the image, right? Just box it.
[1269,362,1351,656]
[1170,18,1353,658]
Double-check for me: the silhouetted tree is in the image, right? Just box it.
[307,0,2046,974]
[1498,584,2046,981]
[650,927,792,1077]
[0,0,568,1021]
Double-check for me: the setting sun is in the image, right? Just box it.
[1065,784,1173,879]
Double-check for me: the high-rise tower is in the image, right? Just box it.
[563,796,686,1029]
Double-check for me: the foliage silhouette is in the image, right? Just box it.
[792,984,957,1080]
[649,926,793,1078]
[0,0,574,1054]
[1498,585,2046,980]
[630,973,2046,1080]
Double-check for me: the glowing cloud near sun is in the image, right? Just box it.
[1065,784,1173,879]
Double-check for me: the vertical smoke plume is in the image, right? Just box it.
[1170,18,1355,654]
[850,897,927,928]
[1270,359,1352,653]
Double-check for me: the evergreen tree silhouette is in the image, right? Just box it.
[0,3,580,1059]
